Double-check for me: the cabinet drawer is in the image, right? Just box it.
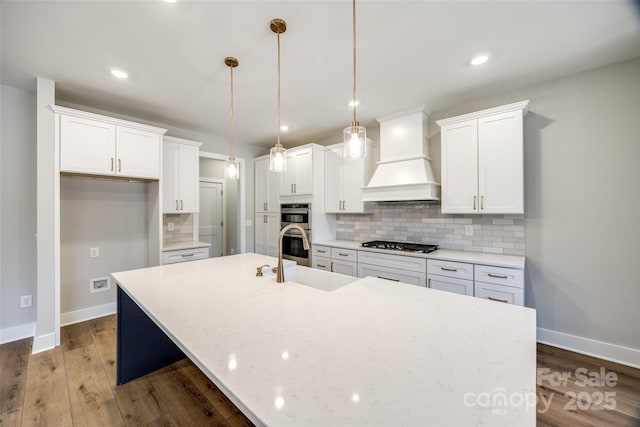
[475,282,524,306]
[474,265,523,288]
[427,274,473,296]
[312,256,331,271]
[163,247,209,264]
[331,247,357,263]
[312,245,331,258]
[358,251,426,273]
[359,264,426,287]
[427,259,473,280]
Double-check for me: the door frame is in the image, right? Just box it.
[198,151,246,253]
[198,178,226,257]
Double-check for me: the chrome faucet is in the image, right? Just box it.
[276,224,310,283]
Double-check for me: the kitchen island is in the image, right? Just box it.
[112,253,536,426]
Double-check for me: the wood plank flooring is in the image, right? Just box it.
[1,315,638,426]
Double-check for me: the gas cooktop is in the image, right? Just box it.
[361,240,439,254]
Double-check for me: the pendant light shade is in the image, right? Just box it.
[343,0,366,159]
[225,56,240,179]
[269,18,288,172]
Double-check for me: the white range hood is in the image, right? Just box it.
[362,107,440,201]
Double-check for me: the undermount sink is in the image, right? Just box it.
[263,264,356,292]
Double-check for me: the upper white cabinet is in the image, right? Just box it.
[280,147,313,196]
[55,106,165,180]
[436,100,529,214]
[255,155,281,213]
[163,136,201,213]
[324,140,376,213]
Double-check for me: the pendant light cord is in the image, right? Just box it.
[352,0,357,125]
[277,31,282,148]
[230,65,235,158]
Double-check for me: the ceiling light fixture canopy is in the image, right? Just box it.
[269,18,287,173]
[343,0,366,159]
[471,54,489,65]
[225,56,239,179]
[110,68,128,79]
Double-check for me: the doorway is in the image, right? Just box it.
[199,179,224,257]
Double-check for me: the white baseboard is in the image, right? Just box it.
[0,322,36,345]
[60,302,116,326]
[537,327,640,369]
[32,332,56,354]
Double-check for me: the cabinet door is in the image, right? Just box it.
[255,158,269,212]
[177,144,199,213]
[474,281,524,306]
[162,141,180,213]
[341,154,366,213]
[441,119,478,213]
[280,152,296,196]
[427,274,473,296]
[331,260,357,277]
[266,213,281,256]
[358,263,426,286]
[60,114,116,175]
[116,126,161,179]
[324,148,342,213]
[254,213,269,255]
[312,256,332,271]
[478,111,524,214]
[267,163,281,212]
[293,148,313,195]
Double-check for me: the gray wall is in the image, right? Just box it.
[429,57,640,351]
[0,84,37,336]
[60,177,148,314]
[199,157,239,255]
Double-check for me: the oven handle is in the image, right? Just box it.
[283,231,311,238]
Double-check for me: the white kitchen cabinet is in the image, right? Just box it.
[359,263,425,286]
[437,100,528,214]
[163,137,201,213]
[474,264,524,305]
[255,212,280,257]
[358,251,427,286]
[280,147,313,196]
[428,275,474,296]
[332,259,358,277]
[426,259,474,296]
[311,245,358,277]
[255,156,281,213]
[324,141,376,213]
[312,256,332,271]
[58,108,164,180]
[162,247,210,264]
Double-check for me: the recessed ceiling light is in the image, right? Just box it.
[280,125,289,131]
[471,55,489,66]
[348,99,360,107]
[164,0,177,3]
[110,69,129,79]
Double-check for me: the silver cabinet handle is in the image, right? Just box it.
[290,183,293,193]
[118,158,122,172]
[338,253,349,257]
[264,202,268,210]
[331,261,334,272]
[428,278,431,288]
[176,200,179,211]
[181,253,194,257]
[263,215,267,224]
[441,267,457,272]
[317,249,327,253]
[317,263,327,268]
[110,158,114,171]
[294,183,297,193]
[377,276,400,282]
[481,195,484,210]
[473,195,477,210]
[180,200,184,210]
[488,273,508,279]
[488,296,508,303]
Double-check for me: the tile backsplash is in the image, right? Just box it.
[336,202,525,256]
[163,214,194,245]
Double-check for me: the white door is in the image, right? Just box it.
[199,181,223,257]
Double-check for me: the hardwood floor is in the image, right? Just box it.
[1,316,639,426]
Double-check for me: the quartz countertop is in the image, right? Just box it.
[112,253,536,426]
[314,239,526,269]
[162,240,211,252]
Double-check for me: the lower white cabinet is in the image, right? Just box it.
[427,259,474,296]
[332,259,358,277]
[359,263,426,286]
[255,213,280,257]
[474,264,524,305]
[163,247,209,264]
[427,274,474,296]
[311,245,358,277]
[312,256,332,271]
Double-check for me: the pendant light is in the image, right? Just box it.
[225,56,240,179]
[343,0,366,159]
[269,18,287,172]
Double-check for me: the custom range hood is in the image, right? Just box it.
[362,107,440,201]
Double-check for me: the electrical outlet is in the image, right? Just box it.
[464,225,474,236]
[90,247,99,258]
[168,222,175,231]
[20,295,32,308]
[355,222,360,230]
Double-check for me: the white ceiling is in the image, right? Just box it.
[2,1,640,148]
